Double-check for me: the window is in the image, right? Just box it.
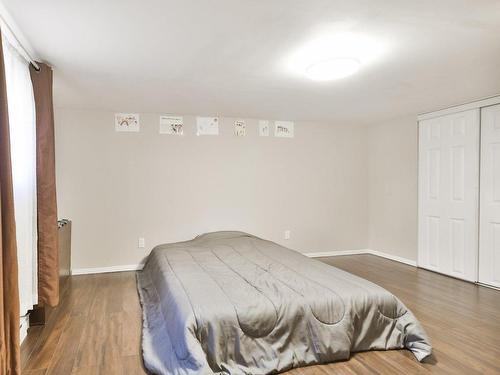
[2,31,37,315]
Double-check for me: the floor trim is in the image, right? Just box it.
[477,282,500,291]
[303,249,369,258]
[304,249,417,267]
[71,249,417,275]
[71,263,144,275]
[368,250,417,267]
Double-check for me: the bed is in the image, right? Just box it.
[137,231,431,375]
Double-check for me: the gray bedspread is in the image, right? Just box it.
[137,231,431,375]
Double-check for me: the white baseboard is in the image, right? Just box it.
[477,282,500,291]
[369,249,417,267]
[304,249,417,267]
[71,249,416,275]
[71,263,144,275]
[303,249,370,258]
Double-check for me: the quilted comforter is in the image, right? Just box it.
[137,231,431,374]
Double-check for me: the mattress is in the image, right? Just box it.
[137,231,431,375]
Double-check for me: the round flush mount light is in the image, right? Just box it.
[285,32,386,82]
[305,58,360,81]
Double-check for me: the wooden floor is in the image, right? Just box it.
[22,255,500,374]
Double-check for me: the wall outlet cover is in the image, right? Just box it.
[138,237,145,248]
[284,230,291,240]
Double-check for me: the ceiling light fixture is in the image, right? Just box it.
[305,58,360,81]
[285,31,386,82]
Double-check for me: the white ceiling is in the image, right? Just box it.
[3,0,500,124]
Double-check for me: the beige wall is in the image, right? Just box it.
[55,109,369,270]
[367,116,418,261]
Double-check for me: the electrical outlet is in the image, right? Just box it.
[284,230,291,240]
[138,237,145,248]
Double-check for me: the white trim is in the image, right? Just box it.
[303,249,417,267]
[69,252,500,291]
[369,249,417,267]
[303,249,369,258]
[71,263,144,275]
[477,282,500,291]
[417,94,500,121]
[72,249,418,275]
[20,315,29,344]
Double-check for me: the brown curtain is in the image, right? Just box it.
[0,32,21,375]
[29,63,59,307]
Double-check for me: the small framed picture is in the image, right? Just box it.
[275,121,294,138]
[160,115,184,135]
[196,116,219,135]
[258,120,270,136]
[234,120,246,136]
[115,113,140,132]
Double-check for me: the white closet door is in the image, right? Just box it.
[479,104,500,288]
[418,109,479,282]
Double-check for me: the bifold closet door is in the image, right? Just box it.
[479,104,500,288]
[418,109,479,282]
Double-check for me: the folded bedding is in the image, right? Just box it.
[137,231,431,375]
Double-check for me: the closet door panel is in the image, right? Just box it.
[448,111,479,281]
[418,118,443,272]
[418,109,479,281]
[479,104,500,288]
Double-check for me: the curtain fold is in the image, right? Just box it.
[29,63,59,307]
[0,31,21,375]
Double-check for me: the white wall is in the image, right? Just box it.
[55,109,369,270]
[367,116,418,261]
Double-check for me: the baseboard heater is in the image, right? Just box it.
[58,219,71,285]
[28,219,72,326]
